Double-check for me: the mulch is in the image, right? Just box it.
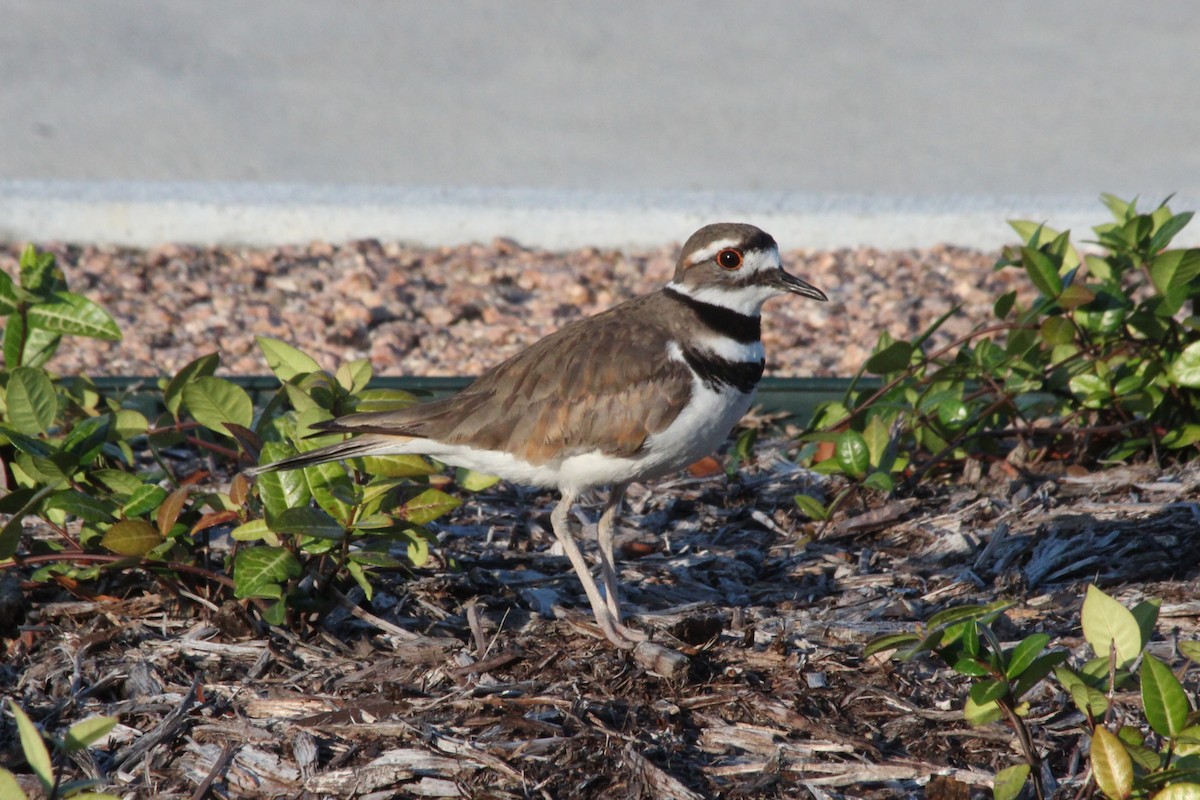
[4,440,1199,799]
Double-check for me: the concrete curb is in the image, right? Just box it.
[2,180,1197,250]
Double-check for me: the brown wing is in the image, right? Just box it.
[319,293,693,463]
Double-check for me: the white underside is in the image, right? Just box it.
[368,377,755,493]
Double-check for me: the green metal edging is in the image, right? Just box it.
[91,375,880,424]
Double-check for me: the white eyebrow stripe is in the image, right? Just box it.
[685,238,741,265]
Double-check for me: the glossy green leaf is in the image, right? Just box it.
[835,430,870,479]
[1180,641,1200,664]
[1005,633,1050,679]
[401,488,460,525]
[26,291,121,340]
[4,366,57,435]
[1141,654,1190,738]
[865,340,914,375]
[1153,784,1200,800]
[257,336,323,382]
[1090,726,1132,800]
[233,546,301,599]
[163,352,220,416]
[335,357,373,393]
[101,519,163,557]
[0,769,26,799]
[360,454,438,478]
[456,468,500,492]
[963,695,1003,727]
[230,518,272,542]
[64,715,118,752]
[0,268,19,314]
[1169,342,1200,388]
[271,506,346,540]
[255,443,313,518]
[43,490,115,524]
[9,701,53,792]
[968,678,1008,706]
[862,632,921,658]
[1082,585,1144,668]
[121,484,167,518]
[1022,246,1063,298]
[794,493,828,521]
[992,763,1029,800]
[182,376,253,435]
[993,290,1017,319]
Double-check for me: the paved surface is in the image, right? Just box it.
[3,1,1199,246]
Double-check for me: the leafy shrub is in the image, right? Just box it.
[869,586,1200,799]
[801,195,1200,507]
[1,700,118,799]
[0,248,462,626]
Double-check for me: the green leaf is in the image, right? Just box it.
[1141,654,1190,739]
[992,763,1030,800]
[400,488,460,525]
[1081,585,1143,668]
[255,443,312,518]
[1149,211,1194,252]
[993,290,1017,319]
[43,490,116,524]
[257,336,323,382]
[969,678,1008,706]
[1039,316,1075,346]
[182,376,253,435]
[163,352,220,417]
[101,519,163,557]
[1180,641,1200,664]
[270,506,346,540]
[456,468,501,492]
[360,454,438,479]
[1006,633,1050,679]
[9,701,53,792]
[1169,342,1200,388]
[233,546,301,599]
[863,632,920,658]
[1153,784,1200,800]
[18,244,66,298]
[1091,726,1133,800]
[121,484,167,518]
[63,715,119,752]
[1069,373,1110,408]
[1131,599,1161,651]
[860,471,895,493]
[1022,246,1063,298]
[230,518,272,542]
[835,430,870,479]
[793,493,828,521]
[352,387,419,414]
[952,656,990,677]
[335,358,373,393]
[1150,248,1200,314]
[0,769,27,800]
[4,366,57,435]
[1012,651,1069,698]
[0,483,61,559]
[27,291,121,340]
[963,695,1003,727]
[865,341,914,375]
[0,267,20,315]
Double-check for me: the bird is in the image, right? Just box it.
[248,223,827,649]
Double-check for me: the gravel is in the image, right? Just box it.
[1,238,1026,378]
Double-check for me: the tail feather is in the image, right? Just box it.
[245,433,413,476]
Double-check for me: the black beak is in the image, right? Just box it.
[772,269,828,302]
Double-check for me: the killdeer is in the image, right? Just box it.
[249,223,827,649]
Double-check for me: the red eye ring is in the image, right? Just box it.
[716,248,743,270]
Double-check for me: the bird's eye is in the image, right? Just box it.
[716,248,743,270]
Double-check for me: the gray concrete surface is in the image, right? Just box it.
[2,1,1199,247]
